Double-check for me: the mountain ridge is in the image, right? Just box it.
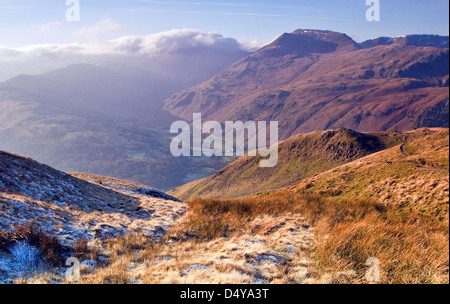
[169,128,444,200]
[164,29,449,139]
[360,34,449,49]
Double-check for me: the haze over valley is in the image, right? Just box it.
[1,30,448,191]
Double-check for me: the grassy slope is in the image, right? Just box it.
[170,129,449,283]
[291,129,449,216]
[13,130,448,284]
[170,128,442,201]
[170,129,385,200]
[80,126,448,284]
[281,129,449,283]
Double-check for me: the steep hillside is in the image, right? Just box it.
[416,97,449,128]
[0,150,185,247]
[170,129,384,200]
[164,30,449,139]
[83,128,448,285]
[291,129,449,214]
[169,128,443,200]
[166,129,449,284]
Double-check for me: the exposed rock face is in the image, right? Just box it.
[416,97,450,128]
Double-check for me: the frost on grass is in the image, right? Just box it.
[9,241,40,275]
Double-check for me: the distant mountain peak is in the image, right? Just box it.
[360,34,449,49]
[259,29,358,58]
[292,29,357,47]
[292,29,355,42]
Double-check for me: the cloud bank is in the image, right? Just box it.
[0,29,263,82]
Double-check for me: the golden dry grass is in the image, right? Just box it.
[4,130,448,284]
[183,192,449,284]
[71,188,449,284]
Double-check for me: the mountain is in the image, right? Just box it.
[360,34,449,49]
[164,30,449,140]
[169,128,442,200]
[291,128,449,213]
[169,128,383,199]
[1,131,447,285]
[0,45,248,191]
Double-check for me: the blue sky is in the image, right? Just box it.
[0,0,448,47]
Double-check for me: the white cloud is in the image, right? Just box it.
[0,29,258,81]
[108,28,243,54]
[238,38,272,52]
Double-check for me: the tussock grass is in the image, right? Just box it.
[31,188,447,284]
[313,209,449,284]
[183,191,449,284]
[182,192,309,240]
[0,223,67,267]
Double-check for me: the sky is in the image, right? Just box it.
[0,0,448,48]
